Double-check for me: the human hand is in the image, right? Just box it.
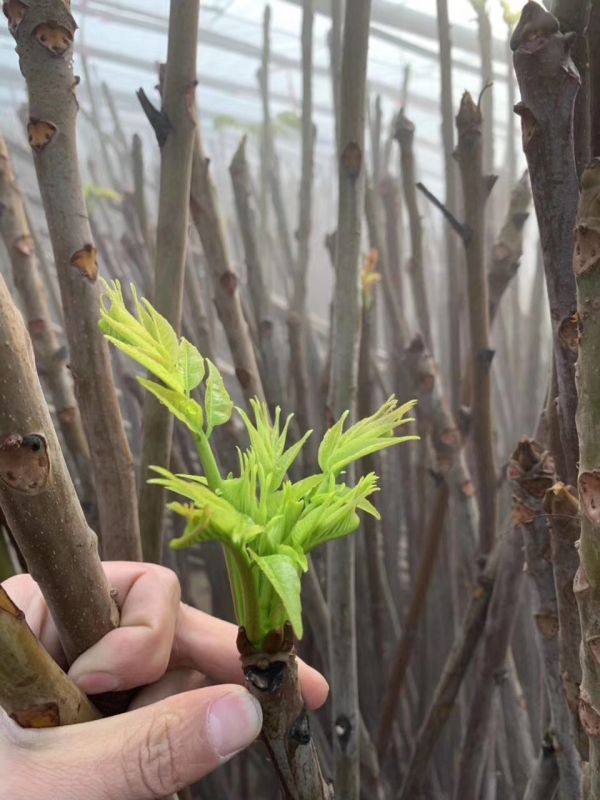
[0,561,329,799]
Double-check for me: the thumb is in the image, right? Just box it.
[32,685,262,799]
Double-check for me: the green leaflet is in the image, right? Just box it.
[204,359,233,436]
[139,379,204,434]
[100,282,419,649]
[177,339,205,395]
[249,552,304,639]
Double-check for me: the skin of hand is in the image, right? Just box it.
[0,561,329,800]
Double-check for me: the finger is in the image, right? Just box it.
[68,563,181,694]
[129,668,205,710]
[1,573,62,661]
[172,604,330,711]
[22,685,262,800]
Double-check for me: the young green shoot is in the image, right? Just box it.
[100,280,418,650]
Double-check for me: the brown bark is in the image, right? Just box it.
[572,159,600,796]
[393,109,432,347]
[453,519,525,799]
[327,1,372,794]
[454,91,498,554]
[552,0,591,178]
[288,0,317,465]
[0,273,119,664]
[511,1,580,484]
[0,132,94,504]
[523,735,560,800]
[590,0,600,158]
[137,0,199,563]
[545,482,588,759]
[8,0,141,561]
[510,438,582,799]
[397,537,501,800]
[435,0,462,410]
[238,627,333,800]
[189,129,264,407]
[377,478,450,761]
[488,169,532,321]
[229,137,284,412]
[0,585,99,727]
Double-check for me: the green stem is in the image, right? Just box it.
[196,432,223,490]
[230,548,262,645]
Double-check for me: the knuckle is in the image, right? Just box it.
[151,565,181,604]
[124,711,182,797]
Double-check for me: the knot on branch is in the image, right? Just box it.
[0,433,49,494]
[27,118,56,152]
[33,22,72,56]
[334,714,353,750]
[508,438,555,503]
[3,0,28,36]
[70,244,98,282]
[340,141,362,179]
[289,708,311,746]
[392,107,414,148]
[579,471,600,525]
[510,1,559,53]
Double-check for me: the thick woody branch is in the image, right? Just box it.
[138,0,200,563]
[229,136,284,412]
[398,538,501,799]
[510,438,581,799]
[572,159,600,793]
[8,0,141,561]
[238,626,333,800]
[454,90,498,554]
[511,0,580,484]
[0,273,118,664]
[0,133,94,505]
[0,585,99,727]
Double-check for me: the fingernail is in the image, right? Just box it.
[208,688,263,759]
[71,671,120,695]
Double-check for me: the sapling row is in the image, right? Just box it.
[99,279,417,799]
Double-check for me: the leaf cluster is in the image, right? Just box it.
[100,281,418,648]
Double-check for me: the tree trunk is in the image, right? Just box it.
[454,91,498,554]
[510,438,582,799]
[511,1,581,484]
[229,137,284,412]
[398,537,501,799]
[0,273,119,664]
[572,159,600,797]
[8,0,141,561]
[327,0,372,795]
[137,0,199,563]
[453,519,525,799]
[0,585,99,727]
[0,133,94,507]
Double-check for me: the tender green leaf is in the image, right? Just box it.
[249,552,303,638]
[204,360,233,436]
[139,378,203,434]
[177,339,205,394]
[105,337,183,392]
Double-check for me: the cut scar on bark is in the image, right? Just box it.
[27,119,57,151]
[579,472,600,524]
[534,613,559,639]
[558,314,580,352]
[0,433,50,494]
[579,699,600,737]
[514,103,537,151]
[11,702,60,728]
[574,224,600,276]
[70,244,98,281]
[340,141,362,178]
[2,0,27,35]
[33,22,73,55]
